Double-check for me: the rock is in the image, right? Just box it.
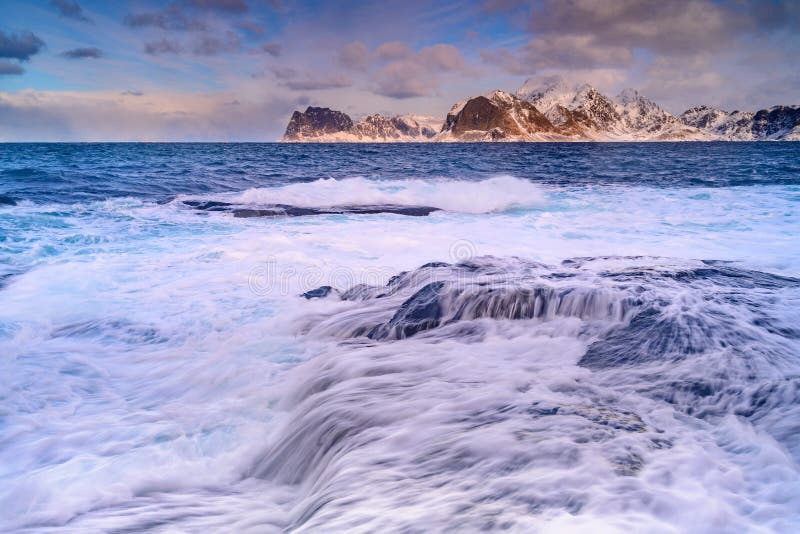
[283,107,354,140]
[302,286,334,299]
[439,91,560,141]
[679,104,800,140]
[281,108,441,142]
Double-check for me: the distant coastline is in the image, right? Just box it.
[281,78,800,143]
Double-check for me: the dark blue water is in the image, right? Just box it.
[1,142,799,204]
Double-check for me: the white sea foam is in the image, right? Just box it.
[1,178,799,532]
[224,175,547,214]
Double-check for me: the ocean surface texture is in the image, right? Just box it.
[1,143,799,533]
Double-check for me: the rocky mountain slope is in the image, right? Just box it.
[680,105,800,141]
[437,91,562,141]
[281,80,799,142]
[282,107,438,142]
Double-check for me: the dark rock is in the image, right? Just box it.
[369,281,445,340]
[232,204,439,218]
[303,286,334,299]
[182,200,233,211]
[283,107,354,140]
[752,106,800,139]
[441,92,557,140]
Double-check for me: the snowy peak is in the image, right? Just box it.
[612,89,693,137]
[516,76,580,113]
[281,84,800,142]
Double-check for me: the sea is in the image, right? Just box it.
[1,142,799,533]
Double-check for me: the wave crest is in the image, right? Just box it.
[227,175,546,214]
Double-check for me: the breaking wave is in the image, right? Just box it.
[182,176,547,215]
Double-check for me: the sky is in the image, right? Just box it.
[0,0,798,141]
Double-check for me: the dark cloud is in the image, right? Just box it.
[0,30,45,61]
[486,0,800,76]
[121,90,144,96]
[50,0,91,22]
[271,66,296,79]
[293,95,311,106]
[482,36,632,72]
[528,0,737,56]
[482,0,527,13]
[144,39,184,55]
[187,0,248,12]
[0,60,24,76]
[237,21,265,35]
[125,0,257,31]
[192,32,241,55]
[281,73,352,91]
[60,47,102,59]
[257,42,282,56]
[124,5,207,31]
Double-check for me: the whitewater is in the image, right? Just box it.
[0,143,799,533]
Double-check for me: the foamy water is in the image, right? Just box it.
[1,143,799,532]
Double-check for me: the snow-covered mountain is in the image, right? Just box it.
[282,107,440,142]
[281,81,799,142]
[517,79,625,136]
[680,105,800,141]
[514,78,705,140]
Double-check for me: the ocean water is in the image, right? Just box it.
[1,142,799,533]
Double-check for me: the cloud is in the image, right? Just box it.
[339,41,369,70]
[124,5,207,31]
[256,42,282,56]
[281,73,353,91]
[237,21,265,35]
[60,47,103,59]
[483,35,631,72]
[0,30,45,61]
[144,32,254,56]
[528,0,736,56]
[0,60,24,76]
[0,89,300,141]
[486,0,800,77]
[121,90,144,96]
[374,43,467,98]
[639,55,725,109]
[192,32,241,55]
[50,0,91,23]
[124,0,258,31]
[375,41,412,60]
[186,0,248,13]
[144,39,183,55]
[336,40,468,99]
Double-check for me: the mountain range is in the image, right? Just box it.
[280,78,800,142]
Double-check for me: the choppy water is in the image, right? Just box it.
[1,143,799,533]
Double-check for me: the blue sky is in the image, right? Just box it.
[1,0,798,141]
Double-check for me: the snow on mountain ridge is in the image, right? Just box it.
[281,82,800,142]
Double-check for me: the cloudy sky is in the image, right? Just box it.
[1,0,798,141]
